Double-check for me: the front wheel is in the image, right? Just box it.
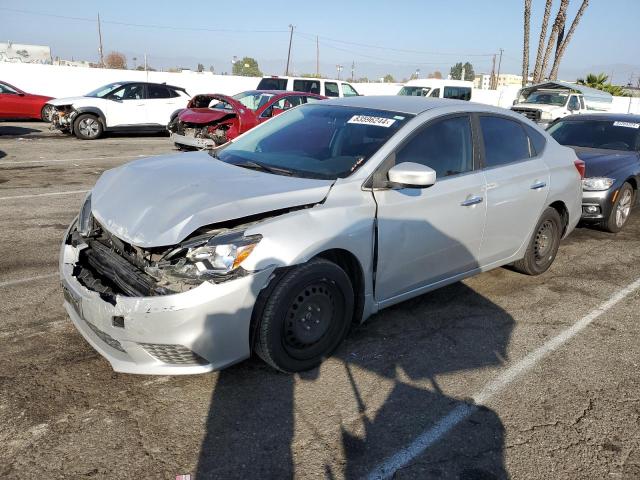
[601,182,634,233]
[255,258,354,373]
[512,207,562,276]
[40,104,55,122]
[73,114,103,140]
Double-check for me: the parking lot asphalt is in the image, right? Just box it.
[1,121,639,480]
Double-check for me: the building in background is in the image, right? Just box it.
[0,42,52,64]
[474,73,528,90]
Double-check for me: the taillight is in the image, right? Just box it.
[574,158,585,179]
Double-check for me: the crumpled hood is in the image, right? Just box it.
[90,151,333,248]
[47,96,91,106]
[178,108,235,125]
[572,147,640,177]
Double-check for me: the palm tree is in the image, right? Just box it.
[532,0,553,83]
[577,73,609,88]
[539,0,570,82]
[522,0,532,86]
[549,0,590,80]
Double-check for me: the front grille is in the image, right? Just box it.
[140,343,208,365]
[512,107,541,121]
[85,320,125,352]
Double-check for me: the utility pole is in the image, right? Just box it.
[285,24,294,76]
[351,61,355,82]
[496,48,504,88]
[490,54,497,90]
[316,35,320,77]
[97,13,104,67]
[336,64,343,80]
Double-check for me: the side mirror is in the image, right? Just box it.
[388,162,436,188]
[18,92,25,96]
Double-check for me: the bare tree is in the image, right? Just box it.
[532,0,553,83]
[522,0,532,86]
[104,51,127,69]
[549,0,589,80]
[538,0,569,82]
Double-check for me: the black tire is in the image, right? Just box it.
[255,258,354,373]
[600,182,634,233]
[512,207,562,276]
[40,104,54,122]
[73,113,103,140]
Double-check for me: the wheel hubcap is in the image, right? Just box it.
[616,189,632,228]
[534,220,554,263]
[79,118,99,137]
[285,283,334,348]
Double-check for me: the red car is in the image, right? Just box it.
[0,81,54,121]
[168,90,326,150]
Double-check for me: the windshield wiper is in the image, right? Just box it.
[235,160,294,176]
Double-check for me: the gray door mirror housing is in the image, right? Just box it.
[387,162,436,188]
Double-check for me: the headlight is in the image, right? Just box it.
[148,230,262,281]
[78,193,92,236]
[540,111,553,120]
[582,177,614,191]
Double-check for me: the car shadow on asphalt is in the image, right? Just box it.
[0,125,42,136]
[195,220,514,479]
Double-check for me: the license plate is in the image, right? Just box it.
[63,285,83,318]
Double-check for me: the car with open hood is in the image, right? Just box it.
[0,80,54,121]
[47,81,190,139]
[548,113,640,232]
[60,96,582,375]
[167,90,326,150]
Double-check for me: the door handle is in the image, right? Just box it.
[530,181,547,190]
[461,195,483,206]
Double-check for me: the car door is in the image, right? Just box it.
[478,114,550,264]
[0,82,23,118]
[259,95,304,124]
[103,83,147,127]
[373,114,487,301]
[145,84,181,126]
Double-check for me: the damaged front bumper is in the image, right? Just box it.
[59,221,275,375]
[170,133,215,150]
[51,106,76,132]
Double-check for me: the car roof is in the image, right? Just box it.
[115,81,186,91]
[558,113,640,122]
[320,95,472,115]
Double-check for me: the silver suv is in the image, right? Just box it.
[60,97,582,374]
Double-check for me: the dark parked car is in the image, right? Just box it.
[0,81,54,121]
[548,114,640,232]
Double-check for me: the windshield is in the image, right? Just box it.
[233,91,275,111]
[522,90,568,106]
[548,119,640,151]
[398,86,431,97]
[215,104,412,179]
[86,82,125,98]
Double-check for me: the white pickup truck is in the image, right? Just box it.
[511,81,612,128]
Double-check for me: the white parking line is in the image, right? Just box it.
[0,273,58,289]
[0,189,89,201]
[0,154,159,166]
[366,276,640,480]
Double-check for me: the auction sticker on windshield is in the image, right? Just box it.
[613,121,640,129]
[348,115,396,127]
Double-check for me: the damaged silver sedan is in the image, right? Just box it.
[60,96,582,374]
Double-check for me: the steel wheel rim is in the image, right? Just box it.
[79,118,99,137]
[534,219,555,264]
[615,189,632,228]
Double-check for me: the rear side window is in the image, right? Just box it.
[257,78,288,90]
[480,116,531,167]
[168,88,182,98]
[148,85,171,99]
[325,82,339,97]
[443,86,471,101]
[292,79,321,95]
[396,116,474,178]
[524,124,547,156]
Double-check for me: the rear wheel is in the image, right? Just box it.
[73,114,103,140]
[512,207,562,276]
[255,258,354,373]
[601,182,634,233]
[40,104,54,122]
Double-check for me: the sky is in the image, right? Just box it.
[1,0,639,84]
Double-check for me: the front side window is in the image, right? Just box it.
[398,86,430,97]
[396,116,473,178]
[341,83,359,97]
[548,120,640,151]
[443,86,471,101]
[216,105,412,179]
[568,95,580,111]
[293,79,321,95]
[109,84,145,100]
[324,82,339,97]
[480,116,531,167]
